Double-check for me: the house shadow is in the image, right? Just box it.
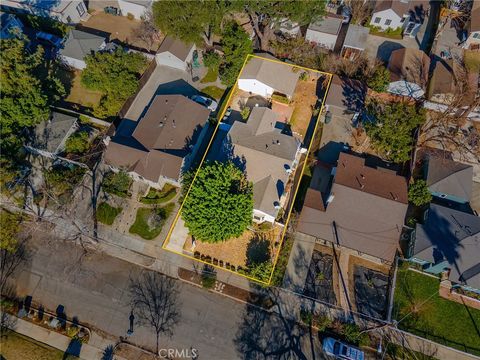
[155,79,198,98]
[246,237,270,267]
[317,141,350,165]
[376,41,405,63]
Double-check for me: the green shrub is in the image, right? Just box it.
[65,131,90,154]
[312,313,332,332]
[408,180,432,206]
[271,93,290,104]
[299,72,308,81]
[203,51,221,69]
[140,184,177,204]
[201,273,216,289]
[127,13,134,20]
[129,204,174,239]
[241,107,251,120]
[102,171,132,197]
[66,326,79,338]
[342,323,369,346]
[96,202,122,225]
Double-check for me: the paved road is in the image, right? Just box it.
[12,229,326,360]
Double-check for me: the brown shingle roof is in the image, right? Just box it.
[374,0,428,18]
[157,36,193,61]
[470,0,480,32]
[388,48,430,88]
[326,75,367,112]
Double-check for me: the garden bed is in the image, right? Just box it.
[129,204,175,240]
[96,202,122,225]
[140,184,177,204]
[200,85,225,100]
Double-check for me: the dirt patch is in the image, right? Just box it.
[183,225,282,269]
[290,73,319,138]
[82,12,164,51]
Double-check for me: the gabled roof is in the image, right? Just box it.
[373,0,428,19]
[239,57,300,98]
[343,25,370,50]
[325,75,367,112]
[60,29,106,61]
[31,111,77,154]
[105,95,210,182]
[428,58,456,97]
[307,15,343,36]
[388,48,430,88]
[413,204,480,288]
[157,36,193,62]
[426,156,473,201]
[297,152,409,262]
[227,107,299,216]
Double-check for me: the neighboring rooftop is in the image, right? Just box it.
[31,112,77,154]
[469,0,480,32]
[373,0,428,18]
[388,48,430,88]
[2,0,77,14]
[343,25,370,50]
[428,58,456,97]
[307,15,343,35]
[325,75,367,113]
[239,57,300,98]
[297,152,408,262]
[426,156,473,202]
[60,29,106,61]
[413,203,480,289]
[226,107,300,217]
[105,95,210,182]
[157,36,193,62]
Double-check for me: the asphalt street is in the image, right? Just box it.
[12,230,326,360]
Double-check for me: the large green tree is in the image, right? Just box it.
[81,48,147,118]
[182,161,253,243]
[365,102,425,163]
[408,180,432,206]
[152,0,229,45]
[234,0,326,50]
[220,21,253,86]
[0,39,64,156]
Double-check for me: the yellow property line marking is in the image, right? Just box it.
[163,54,333,285]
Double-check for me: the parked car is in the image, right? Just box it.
[36,31,63,47]
[191,95,218,112]
[322,337,364,360]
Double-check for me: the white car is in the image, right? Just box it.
[322,337,364,360]
[191,95,218,112]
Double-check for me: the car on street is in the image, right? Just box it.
[36,31,63,47]
[191,95,218,112]
[322,337,365,360]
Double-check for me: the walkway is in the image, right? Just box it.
[3,314,126,360]
[283,232,315,293]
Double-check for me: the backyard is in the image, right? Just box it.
[393,266,480,356]
[57,69,103,112]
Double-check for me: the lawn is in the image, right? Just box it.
[201,85,225,100]
[0,331,68,360]
[464,50,480,72]
[200,67,219,83]
[97,202,122,225]
[57,69,103,109]
[140,184,177,204]
[393,267,480,355]
[129,204,175,240]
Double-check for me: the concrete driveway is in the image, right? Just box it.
[123,65,200,123]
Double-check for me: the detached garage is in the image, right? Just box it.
[118,0,152,20]
[155,36,195,71]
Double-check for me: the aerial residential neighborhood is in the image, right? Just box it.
[0,1,479,360]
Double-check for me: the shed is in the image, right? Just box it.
[155,36,195,71]
[341,25,370,60]
[118,0,152,20]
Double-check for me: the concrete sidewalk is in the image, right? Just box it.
[3,313,126,360]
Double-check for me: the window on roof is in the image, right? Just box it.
[385,19,392,26]
[76,2,85,17]
[374,17,381,24]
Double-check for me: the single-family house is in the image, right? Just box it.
[104,95,211,188]
[223,107,302,223]
[1,0,88,24]
[156,36,195,71]
[305,15,343,50]
[238,57,300,100]
[25,111,78,159]
[324,75,367,122]
[408,203,480,293]
[59,29,107,70]
[369,0,428,37]
[118,0,152,20]
[297,152,409,264]
[464,0,480,50]
[428,58,457,102]
[387,48,430,99]
[425,156,473,204]
[0,11,23,39]
[273,18,301,37]
[341,25,370,60]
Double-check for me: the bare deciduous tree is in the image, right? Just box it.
[133,11,160,51]
[0,241,29,295]
[344,0,374,26]
[129,271,181,355]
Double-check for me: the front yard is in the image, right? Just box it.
[393,266,480,356]
[129,204,175,240]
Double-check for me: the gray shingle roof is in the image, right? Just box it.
[60,29,106,61]
[157,36,193,62]
[239,57,300,98]
[426,156,473,202]
[413,204,480,288]
[32,112,77,154]
[307,15,343,35]
[343,25,370,50]
[226,107,299,217]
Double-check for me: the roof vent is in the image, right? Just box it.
[360,173,365,179]
[165,99,168,103]
[172,119,176,128]
[159,121,164,127]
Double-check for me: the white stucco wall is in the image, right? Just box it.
[305,30,338,50]
[369,8,403,30]
[237,79,274,98]
[156,46,194,71]
[118,0,148,19]
[60,55,86,70]
[464,31,480,49]
[1,0,88,24]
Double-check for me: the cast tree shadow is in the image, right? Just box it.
[246,237,271,267]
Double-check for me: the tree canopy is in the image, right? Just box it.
[366,65,390,93]
[365,102,425,163]
[65,131,90,154]
[0,210,21,253]
[81,48,147,118]
[182,161,253,242]
[152,0,228,45]
[0,39,64,156]
[408,180,432,206]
